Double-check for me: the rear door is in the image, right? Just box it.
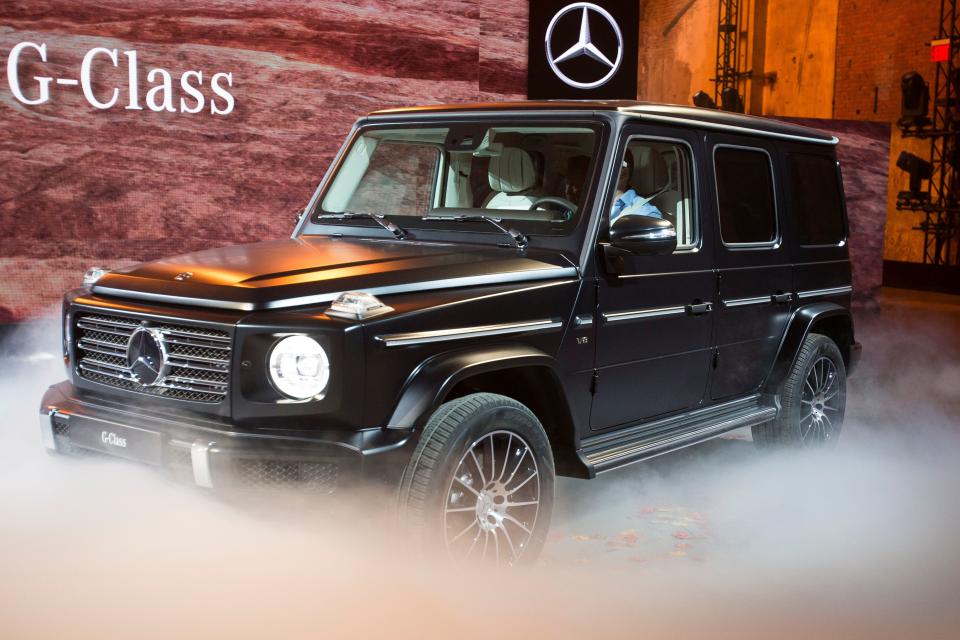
[708,138,794,400]
[589,125,715,430]
[783,149,853,302]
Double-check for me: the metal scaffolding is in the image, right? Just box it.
[898,0,960,266]
[713,0,748,112]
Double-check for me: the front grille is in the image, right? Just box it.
[75,312,232,403]
[233,459,339,494]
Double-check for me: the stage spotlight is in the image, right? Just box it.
[720,87,744,113]
[898,72,930,129]
[895,151,933,205]
[692,91,717,109]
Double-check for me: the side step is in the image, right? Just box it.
[578,396,777,476]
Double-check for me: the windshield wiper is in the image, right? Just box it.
[317,211,407,239]
[421,214,528,249]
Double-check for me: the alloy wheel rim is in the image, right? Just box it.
[443,430,540,566]
[799,355,842,447]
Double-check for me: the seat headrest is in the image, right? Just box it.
[489,147,536,194]
[632,147,670,196]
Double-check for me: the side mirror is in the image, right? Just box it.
[609,214,677,255]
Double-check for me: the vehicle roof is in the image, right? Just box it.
[368,100,838,145]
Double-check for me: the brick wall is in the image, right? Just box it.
[834,0,940,121]
[834,0,942,263]
[637,0,716,106]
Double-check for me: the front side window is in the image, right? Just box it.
[714,147,777,245]
[611,138,697,250]
[317,124,600,234]
[787,153,846,246]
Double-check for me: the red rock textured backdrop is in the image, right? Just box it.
[0,0,528,322]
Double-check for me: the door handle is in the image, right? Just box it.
[686,302,713,315]
[771,292,793,304]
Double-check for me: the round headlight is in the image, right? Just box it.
[268,335,330,400]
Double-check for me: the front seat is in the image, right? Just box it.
[636,149,677,226]
[652,155,682,226]
[485,147,539,210]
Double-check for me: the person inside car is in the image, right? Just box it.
[611,149,664,223]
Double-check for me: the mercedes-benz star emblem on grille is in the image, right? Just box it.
[545,2,623,90]
[174,271,193,281]
[126,326,168,386]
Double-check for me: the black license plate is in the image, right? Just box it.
[68,419,163,466]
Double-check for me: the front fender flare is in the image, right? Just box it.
[386,344,563,430]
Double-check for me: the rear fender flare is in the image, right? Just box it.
[763,302,853,394]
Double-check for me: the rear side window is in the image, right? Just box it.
[714,147,777,245]
[787,153,846,246]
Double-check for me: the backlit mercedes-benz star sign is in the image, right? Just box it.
[545,2,624,90]
[126,326,168,386]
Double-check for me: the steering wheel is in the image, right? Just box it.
[528,196,578,220]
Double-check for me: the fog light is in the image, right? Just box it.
[326,291,393,320]
[268,335,330,399]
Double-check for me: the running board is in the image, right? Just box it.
[578,396,777,477]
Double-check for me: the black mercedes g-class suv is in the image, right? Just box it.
[40,101,861,565]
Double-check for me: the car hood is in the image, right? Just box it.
[91,237,577,311]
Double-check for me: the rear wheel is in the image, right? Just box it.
[753,333,847,449]
[398,393,554,566]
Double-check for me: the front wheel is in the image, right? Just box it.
[753,333,847,449]
[398,393,555,567]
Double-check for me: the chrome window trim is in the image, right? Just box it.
[722,295,771,308]
[376,318,563,347]
[625,111,839,146]
[93,267,579,312]
[796,285,853,299]
[713,144,781,249]
[602,305,686,323]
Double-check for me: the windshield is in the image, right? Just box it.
[314,123,600,234]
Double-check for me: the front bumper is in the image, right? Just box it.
[39,382,416,495]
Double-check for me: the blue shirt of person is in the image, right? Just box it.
[611,188,663,223]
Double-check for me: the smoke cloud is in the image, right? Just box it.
[1,292,958,639]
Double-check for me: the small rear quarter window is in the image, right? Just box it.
[787,153,846,246]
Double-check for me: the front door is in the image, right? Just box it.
[590,128,715,430]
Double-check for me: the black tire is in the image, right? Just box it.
[753,333,847,449]
[397,393,555,566]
